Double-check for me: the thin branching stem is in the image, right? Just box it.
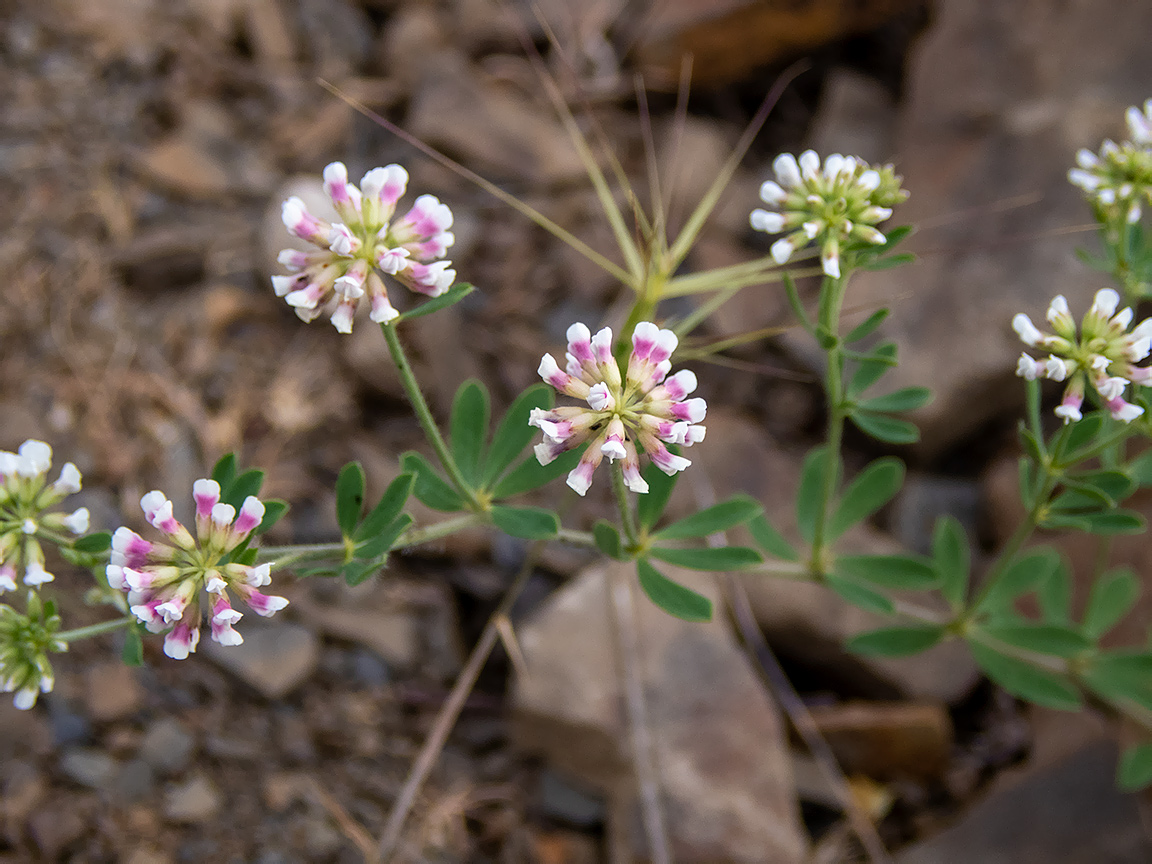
[56,615,135,643]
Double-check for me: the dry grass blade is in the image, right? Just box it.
[316,80,632,286]
[304,776,377,860]
[635,74,667,249]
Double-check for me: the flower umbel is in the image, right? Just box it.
[1013,289,1152,423]
[0,440,89,591]
[0,591,64,710]
[531,322,707,496]
[109,481,287,660]
[750,151,908,279]
[273,162,457,333]
[1068,138,1152,226]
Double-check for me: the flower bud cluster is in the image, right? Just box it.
[109,482,288,660]
[1068,99,1152,225]
[274,162,457,333]
[532,322,706,496]
[0,440,89,591]
[1013,289,1152,423]
[0,591,64,710]
[750,151,908,279]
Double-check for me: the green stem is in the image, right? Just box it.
[611,463,639,549]
[57,615,135,643]
[810,275,849,557]
[379,322,479,509]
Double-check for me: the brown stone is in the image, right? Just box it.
[807,700,953,782]
[85,661,144,722]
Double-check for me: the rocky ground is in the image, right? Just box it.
[2,0,1152,861]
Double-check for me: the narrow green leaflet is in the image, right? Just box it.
[637,454,679,532]
[832,553,939,590]
[824,576,894,615]
[1037,561,1072,624]
[396,283,474,322]
[975,548,1060,616]
[342,560,377,587]
[483,384,553,487]
[1080,651,1152,711]
[355,514,414,560]
[969,641,1082,711]
[255,500,288,535]
[400,452,466,512]
[636,559,712,622]
[121,625,144,666]
[844,308,889,343]
[1045,510,1145,534]
[1082,567,1140,639]
[224,468,265,509]
[847,343,898,395]
[211,453,238,489]
[73,532,112,554]
[355,473,415,541]
[490,505,559,540]
[1128,448,1152,486]
[654,494,762,541]
[649,545,762,571]
[979,623,1091,658]
[593,520,626,561]
[932,516,970,609]
[850,411,919,445]
[861,252,915,271]
[1017,423,1047,466]
[796,446,832,545]
[1064,412,1105,457]
[1065,470,1134,506]
[1118,745,1152,791]
[747,513,799,562]
[335,461,366,536]
[846,625,945,657]
[857,387,932,414]
[450,379,490,487]
[827,457,904,541]
[491,446,584,500]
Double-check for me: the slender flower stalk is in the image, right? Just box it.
[273,162,457,332]
[532,322,707,496]
[1013,289,1152,423]
[108,481,287,659]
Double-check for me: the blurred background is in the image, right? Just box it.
[1,0,1151,861]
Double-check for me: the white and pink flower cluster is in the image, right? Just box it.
[531,322,706,496]
[108,482,287,660]
[1013,289,1152,423]
[274,162,456,332]
[1068,98,1152,224]
[0,440,89,592]
[750,151,907,278]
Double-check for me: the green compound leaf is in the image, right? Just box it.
[980,623,1092,658]
[355,473,415,542]
[827,457,905,541]
[121,625,144,667]
[969,641,1082,711]
[355,514,414,560]
[1064,412,1105,457]
[1082,567,1141,640]
[975,548,1061,616]
[593,520,626,561]
[846,625,946,657]
[637,452,680,533]
[844,308,889,343]
[483,384,553,488]
[747,513,799,562]
[850,411,920,445]
[654,494,762,541]
[342,559,377,587]
[450,379,490,488]
[847,342,898,395]
[223,468,266,509]
[824,576,895,615]
[636,559,712,622]
[1118,745,1152,791]
[796,446,834,545]
[211,453,238,490]
[857,387,932,414]
[491,446,585,500]
[73,532,112,554]
[400,452,466,512]
[832,553,939,591]
[396,283,475,322]
[649,545,762,571]
[335,461,366,537]
[490,505,559,540]
[932,516,970,610]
